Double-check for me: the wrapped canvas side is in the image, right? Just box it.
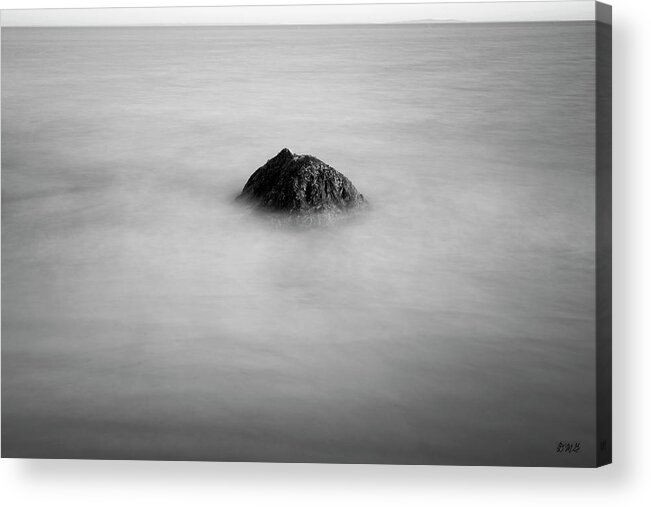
[595,1,612,468]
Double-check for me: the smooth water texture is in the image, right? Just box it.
[2,23,596,465]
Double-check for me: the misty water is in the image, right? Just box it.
[2,23,596,465]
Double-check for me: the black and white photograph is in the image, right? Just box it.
[2,1,611,468]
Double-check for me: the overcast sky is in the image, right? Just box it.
[1,2,597,27]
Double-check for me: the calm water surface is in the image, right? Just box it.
[2,23,596,465]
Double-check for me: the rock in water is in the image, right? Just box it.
[238,148,365,214]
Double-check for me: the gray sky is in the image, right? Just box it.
[1,2,597,26]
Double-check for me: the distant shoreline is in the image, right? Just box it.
[1,20,598,29]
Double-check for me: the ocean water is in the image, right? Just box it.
[2,23,596,465]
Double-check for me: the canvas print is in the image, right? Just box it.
[1,1,611,466]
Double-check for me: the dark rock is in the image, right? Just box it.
[238,148,365,214]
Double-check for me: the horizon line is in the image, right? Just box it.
[1,19,599,28]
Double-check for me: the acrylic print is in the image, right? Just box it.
[1,2,611,466]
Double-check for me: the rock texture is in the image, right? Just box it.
[238,148,365,214]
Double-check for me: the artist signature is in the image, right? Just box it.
[556,441,581,453]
